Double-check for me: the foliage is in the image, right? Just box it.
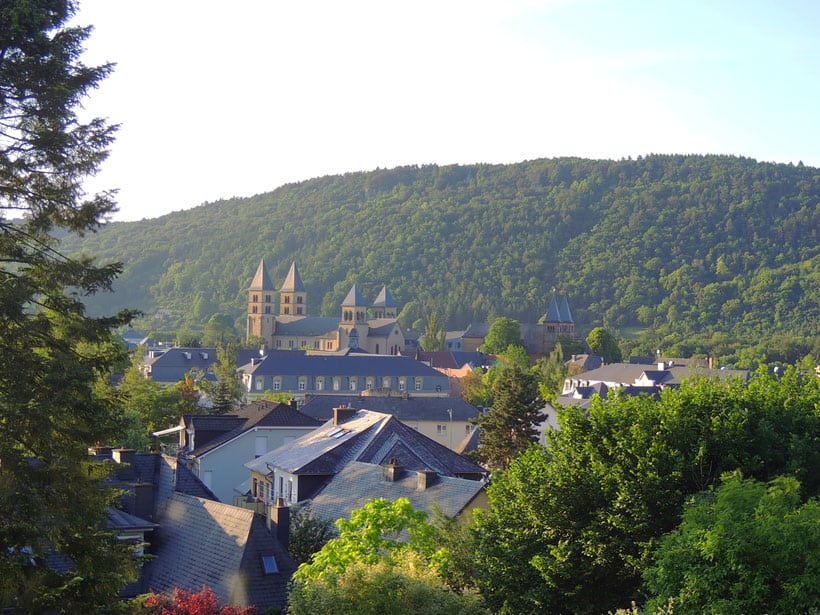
[57,156,820,367]
[644,472,820,615]
[496,343,531,371]
[460,367,494,408]
[293,498,441,582]
[534,341,566,401]
[133,587,256,614]
[287,550,488,615]
[199,342,245,414]
[288,503,336,566]
[419,311,447,351]
[0,1,140,610]
[480,317,525,354]
[472,365,543,470]
[586,327,623,363]
[472,369,820,613]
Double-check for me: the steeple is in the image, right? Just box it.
[371,285,397,319]
[279,261,307,318]
[247,258,275,341]
[341,284,367,325]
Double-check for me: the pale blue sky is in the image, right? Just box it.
[73,0,820,221]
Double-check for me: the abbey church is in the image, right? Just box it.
[246,260,405,355]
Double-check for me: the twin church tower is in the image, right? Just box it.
[246,260,405,355]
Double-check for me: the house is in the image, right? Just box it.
[94,447,296,611]
[244,408,487,506]
[246,260,405,355]
[461,295,578,355]
[169,400,322,504]
[141,346,262,385]
[239,351,451,398]
[298,394,481,451]
[309,460,487,527]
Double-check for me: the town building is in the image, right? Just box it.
[246,260,405,355]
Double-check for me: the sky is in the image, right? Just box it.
[72,0,820,222]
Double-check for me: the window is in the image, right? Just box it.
[296,307,303,315]
[298,379,306,391]
[466,423,475,434]
[333,378,341,391]
[415,379,422,391]
[275,340,282,348]
[251,306,258,314]
[316,378,324,391]
[437,424,447,434]
[366,378,374,390]
[252,294,258,302]
[284,296,290,304]
[264,305,271,314]
[265,294,271,303]
[296,296,303,304]
[261,555,278,574]
[382,377,391,389]
[349,378,357,391]
[288,340,294,349]
[255,377,264,391]
[273,379,281,391]
[314,340,319,349]
[398,378,406,392]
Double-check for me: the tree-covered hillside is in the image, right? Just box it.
[63,155,819,365]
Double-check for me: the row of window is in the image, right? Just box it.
[253,375,425,392]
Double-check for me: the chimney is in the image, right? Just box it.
[417,470,438,491]
[382,458,403,482]
[268,497,290,550]
[333,405,357,425]
[289,398,298,411]
[113,448,136,480]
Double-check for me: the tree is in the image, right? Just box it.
[132,587,256,614]
[586,326,623,363]
[533,341,566,401]
[200,342,245,414]
[419,311,447,351]
[288,503,336,566]
[644,473,820,615]
[0,1,141,611]
[472,365,543,470]
[480,317,524,354]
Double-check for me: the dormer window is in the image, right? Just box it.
[261,555,278,574]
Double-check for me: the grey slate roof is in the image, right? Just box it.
[341,284,367,306]
[143,493,294,610]
[249,259,275,291]
[372,285,396,307]
[310,461,486,524]
[299,395,480,423]
[240,351,447,378]
[280,261,306,292]
[246,410,486,480]
[272,316,340,337]
[546,296,562,322]
[184,401,322,457]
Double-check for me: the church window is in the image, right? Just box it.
[296,296,303,304]
[284,307,290,315]
[265,306,271,314]
[275,340,281,348]
[284,296,290,304]
[252,294,258,302]
[288,340,294,349]
[252,306,258,314]
[296,307,303,315]
[375,344,380,354]
[265,294,271,303]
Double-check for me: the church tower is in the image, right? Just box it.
[371,285,398,319]
[247,259,275,341]
[279,261,307,319]
[339,284,368,348]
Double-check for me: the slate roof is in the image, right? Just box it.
[143,493,294,610]
[299,395,480,423]
[463,322,490,338]
[280,261,306,292]
[272,317,340,336]
[310,461,486,524]
[240,351,447,378]
[183,401,321,457]
[143,347,261,383]
[367,319,401,336]
[398,350,487,370]
[249,259,275,291]
[372,285,397,307]
[341,284,367,306]
[246,410,486,480]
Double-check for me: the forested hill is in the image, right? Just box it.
[63,155,819,364]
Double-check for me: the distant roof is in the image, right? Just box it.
[280,261,306,292]
[240,351,448,379]
[249,259,275,291]
[372,285,397,308]
[299,395,480,422]
[273,317,339,337]
[341,284,367,306]
[310,461,486,523]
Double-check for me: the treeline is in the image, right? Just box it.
[62,155,819,366]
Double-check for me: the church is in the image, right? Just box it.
[246,260,405,355]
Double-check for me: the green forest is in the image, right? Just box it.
[61,155,819,366]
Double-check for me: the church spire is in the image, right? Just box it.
[279,261,307,317]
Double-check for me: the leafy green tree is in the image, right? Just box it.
[534,341,566,401]
[480,317,524,354]
[288,550,488,615]
[472,365,543,470]
[473,369,820,613]
[0,1,140,609]
[200,342,245,414]
[419,311,447,351]
[644,472,820,615]
[288,503,336,566]
[586,326,623,363]
[460,367,494,408]
[201,313,238,347]
[497,343,531,371]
